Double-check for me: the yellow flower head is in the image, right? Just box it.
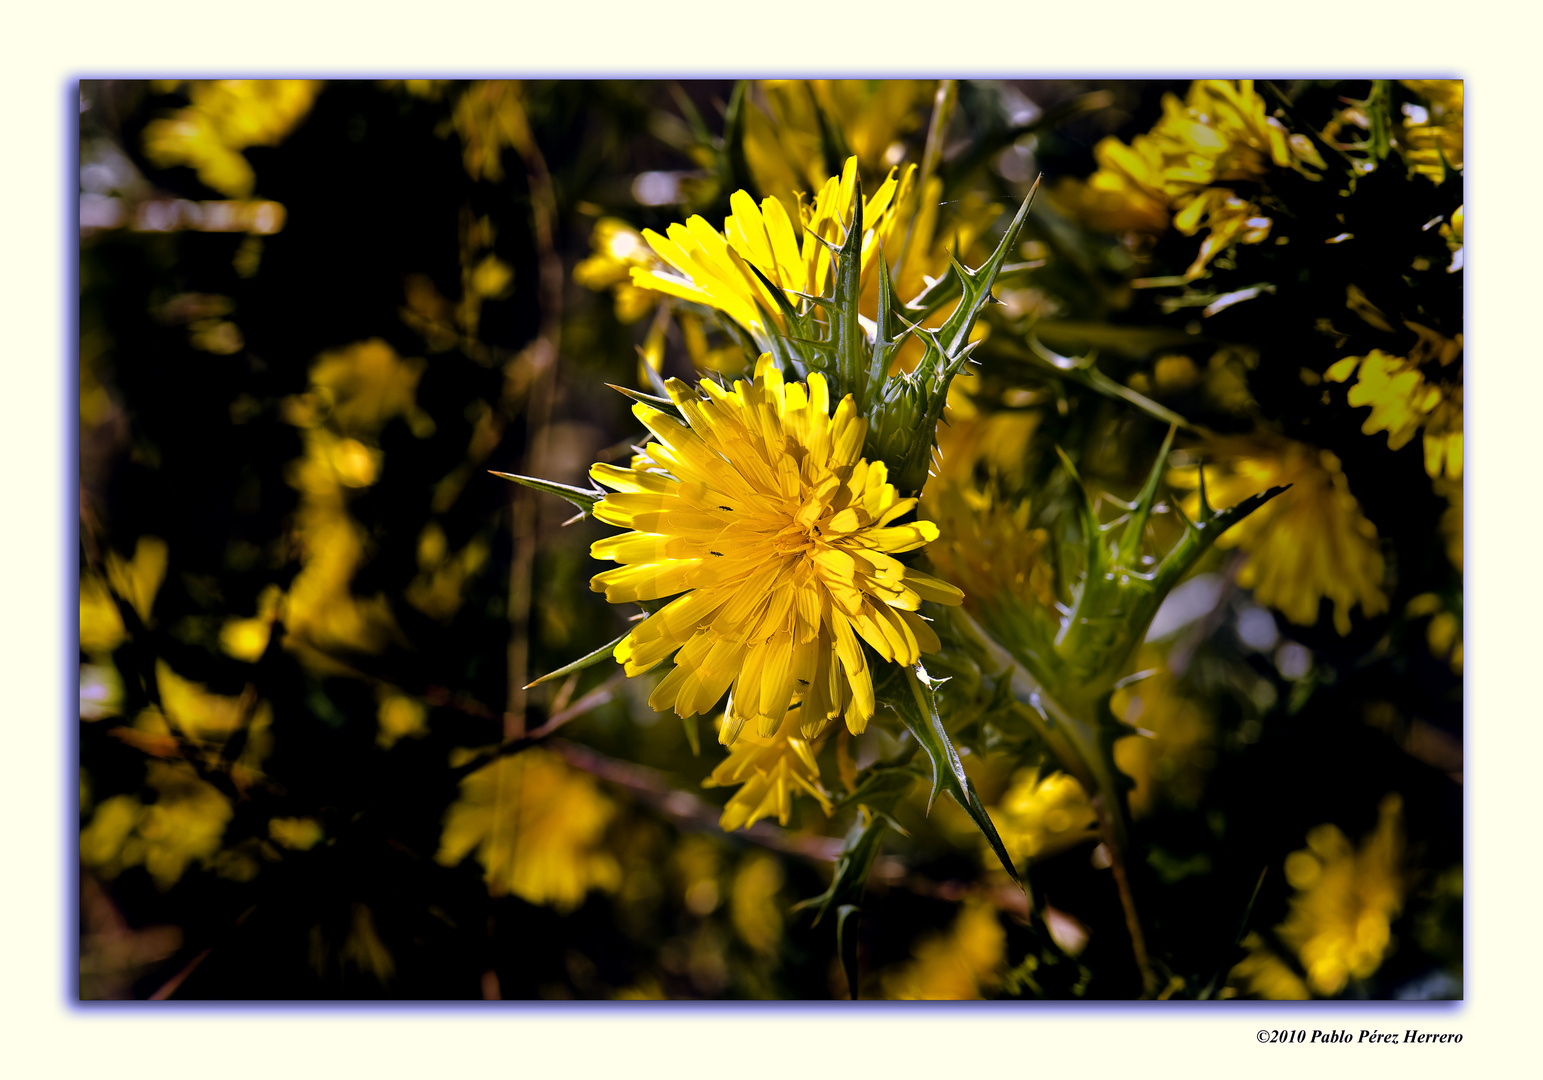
[1170,436,1387,635]
[589,357,963,745]
[629,157,904,339]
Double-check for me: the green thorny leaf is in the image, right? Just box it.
[751,173,1042,497]
[792,811,890,999]
[982,332,1198,434]
[868,175,1043,496]
[873,663,1023,891]
[1011,429,1291,702]
[749,175,872,405]
[489,471,604,520]
[523,632,628,689]
[934,434,1288,995]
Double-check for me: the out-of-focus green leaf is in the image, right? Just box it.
[836,904,861,1000]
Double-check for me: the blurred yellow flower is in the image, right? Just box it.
[407,522,490,622]
[376,691,429,750]
[1227,933,1310,1000]
[143,80,322,197]
[80,761,233,891]
[1171,436,1387,634]
[1405,592,1462,674]
[298,338,436,440]
[105,536,168,624]
[702,706,832,831]
[574,217,667,324]
[1054,80,1318,278]
[269,816,325,851]
[80,536,169,655]
[989,767,1099,867]
[124,661,274,789]
[743,80,934,211]
[259,340,437,665]
[1325,348,1462,480]
[730,853,786,954]
[451,80,534,183]
[1399,80,1463,182]
[1111,651,1215,816]
[1231,795,1406,999]
[219,584,283,662]
[589,359,961,744]
[436,748,621,911]
[79,575,127,656]
[913,410,1061,620]
[880,900,1007,1000]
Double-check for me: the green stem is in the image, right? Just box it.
[953,608,1155,995]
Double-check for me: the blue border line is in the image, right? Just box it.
[67,76,81,1010]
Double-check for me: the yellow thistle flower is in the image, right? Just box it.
[701,705,833,830]
[629,157,905,338]
[589,357,963,744]
[1325,349,1463,480]
[1231,795,1406,999]
[1170,436,1387,634]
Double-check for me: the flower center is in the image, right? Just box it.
[770,518,821,557]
